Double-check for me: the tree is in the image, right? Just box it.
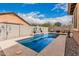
[53,22,62,27]
[41,23,50,27]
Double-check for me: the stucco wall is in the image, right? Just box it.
[0,23,48,41]
[41,27,48,34]
[7,24,20,39]
[0,23,6,40]
[20,26,33,37]
[0,23,20,40]
[72,4,79,45]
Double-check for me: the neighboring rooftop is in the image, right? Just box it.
[0,12,31,26]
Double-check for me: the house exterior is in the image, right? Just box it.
[0,12,48,40]
[0,12,31,26]
[0,12,32,40]
[68,3,79,44]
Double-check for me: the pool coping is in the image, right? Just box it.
[0,34,67,56]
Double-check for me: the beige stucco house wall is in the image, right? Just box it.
[68,3,79,44]
[0,12,48,41]
[0,12,32,40]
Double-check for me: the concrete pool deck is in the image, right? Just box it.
[0,36,37,56]
[0,35,67,56]
[0,36,32,49]
[38,35,67,56]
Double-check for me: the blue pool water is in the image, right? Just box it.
[17,33,59,53]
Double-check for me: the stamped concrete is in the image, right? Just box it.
[38,35,67,56]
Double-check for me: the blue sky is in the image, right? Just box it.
[0,3,68,18]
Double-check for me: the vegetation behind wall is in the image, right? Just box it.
[41,22,62,27]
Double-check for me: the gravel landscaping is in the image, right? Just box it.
[65,37,79,56]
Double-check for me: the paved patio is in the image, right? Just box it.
[0,36,37,56]
[38,35,67,56]
[0,35,67,56]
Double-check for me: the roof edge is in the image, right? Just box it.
[0,12,31,26]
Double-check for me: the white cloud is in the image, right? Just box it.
[52,15,72,25]
[24,12,45,18]
[42,15,72,26]
[18,12,46,25]
[51,3,68,12]
[18,12,72,26]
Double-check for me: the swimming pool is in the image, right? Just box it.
[17,33,59,53]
